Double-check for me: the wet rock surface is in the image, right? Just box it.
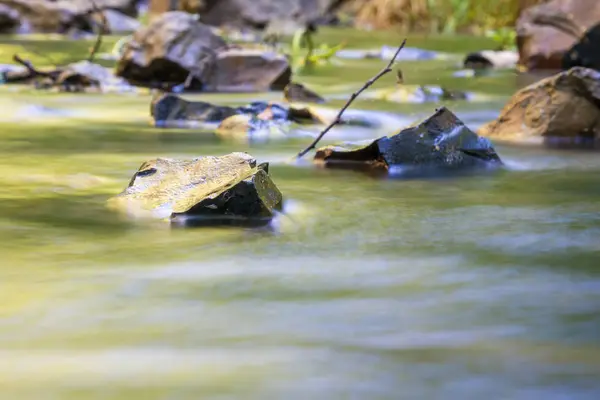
[53,61,135,92]
[284,82,326,104]
[464,50,519,70]
[151,94,327,128]
[108,152,283,226]
[314,107,502,174]
[151,93,238,126]
[516,0,600,70]
[478,67,600,144]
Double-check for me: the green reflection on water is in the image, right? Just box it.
[1,31,600,399]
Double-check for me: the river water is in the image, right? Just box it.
[0,36,599,399]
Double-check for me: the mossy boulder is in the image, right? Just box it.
[108,152,283,226]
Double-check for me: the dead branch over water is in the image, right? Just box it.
[296,38,407,159]
[88,0,108,63]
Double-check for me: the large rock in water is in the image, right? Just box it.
[478,67,600,144]
[0,0,141,34]
[116,12,291,91]
[150,93,327,127]
[203,48,291,92]
[108,152,283,226]
[314,107,502,174]
[516,0,600,70]
[115,12,227,89]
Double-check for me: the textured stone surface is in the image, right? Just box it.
[479,67,600,143]
[516,0,600,70]
[284,82,326,103]
[109,152,283,224]
[315,107,502,173]
[115,12,227,89]
[203,48,291,92]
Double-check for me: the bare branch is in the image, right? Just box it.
[13,54,52,77]
[88,0,108,63]
[296,39,407,159]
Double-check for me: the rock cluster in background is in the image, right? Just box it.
[516,0,600,71]
[0,0,143,34]
[115,12,291,92]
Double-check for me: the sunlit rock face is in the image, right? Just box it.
[478,67,600,147]
[108,152,283,226]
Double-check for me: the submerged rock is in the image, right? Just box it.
[215,102,319,142]
[314,107,502,173]
[368,85,469,103]
[108,152,283,226]
[516,0,600,70]
[53,61,136,93]
[284,82,326,103]
[464,50,519,70]
[478,67,600,145]
[151,93,238,127]
[151,93,327,129]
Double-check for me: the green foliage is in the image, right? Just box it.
[485,28,517,50]
[355,0,542,33]
[288,29,346,75]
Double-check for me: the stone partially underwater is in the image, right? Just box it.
[116,12,291,92]
[314,107,502,175]
[478,67,600,147]
[366,85,470,104]
[108,152,283,227]
[150,92,333,142]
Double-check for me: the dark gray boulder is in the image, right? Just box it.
[150,93,326,128]
[116,12,291,92]
[314,107,502,173]
[151,93,239,127]
[284,82,326,103]
[115,12,227,90]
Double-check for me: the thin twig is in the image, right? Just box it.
[13,54,52,77]
[296,38,407,159]
[88,0,108,63]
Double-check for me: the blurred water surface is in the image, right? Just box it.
[0,32,599,399]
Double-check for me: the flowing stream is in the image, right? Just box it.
[0,33,599,399]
